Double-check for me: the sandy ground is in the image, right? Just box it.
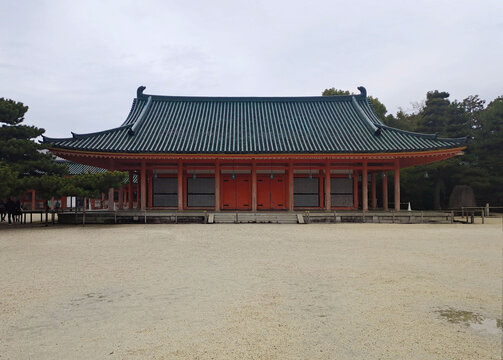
[0,219,501,360]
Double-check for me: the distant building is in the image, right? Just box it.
[43,86,467,212]
[23,160,133,210]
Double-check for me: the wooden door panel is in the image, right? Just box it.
[271,176,286,209]
[221,176,236,209]
[236,177,251,210]
[256,176,270,209]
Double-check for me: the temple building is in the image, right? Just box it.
[43,86,467,212]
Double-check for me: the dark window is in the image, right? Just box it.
[187,177,215,207]
[294,177,319,207]
[153,177,178,207]
[331,177,353,207]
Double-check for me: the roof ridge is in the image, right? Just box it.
[351,97,381,136]
[42,135,74,142]
[70,124,131,139]
[378,124,439,140]
[135,86,368,103]
[437,135,470,143]
[128,96,153,136]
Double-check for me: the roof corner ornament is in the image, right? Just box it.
[128,96,153,136]
[351,96,380,136]
[137,86,146,98]
[357,86,367,98]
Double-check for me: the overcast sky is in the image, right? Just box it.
[1,0,501,138]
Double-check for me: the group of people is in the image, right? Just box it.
[0,199,23,224]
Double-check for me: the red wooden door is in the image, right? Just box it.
[257,176,270,209]
[271,176,286,209]
[236,177,251,209]
[222,176,236,209]
[221,175,251,210]
[256,175,287,210]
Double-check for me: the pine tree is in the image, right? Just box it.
[0,98,67,181]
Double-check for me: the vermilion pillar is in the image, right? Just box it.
[31,190,36,210]
[325,163,331,211]
[394,159,401,211]
[288,161,294,211]
[147,171,153,209]
[353,171,358,209]
[140,160,146,211]
[371,172,377,209]
[177,160,183,211]
[215,161,220,212]
[118,187,123,210]
[362,161,368,211]
[251,160,257,211]
[136,175,140,209]
[382,172,388,210]
[108,188,114,210]
[128,172,133,209]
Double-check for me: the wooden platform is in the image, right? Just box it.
[58,210,455,225]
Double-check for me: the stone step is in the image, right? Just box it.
[211,213,299,224]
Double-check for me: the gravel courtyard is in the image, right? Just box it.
[0,219,501,359]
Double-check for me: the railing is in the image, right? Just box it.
[3,210,58,225]
[450,207,487,224]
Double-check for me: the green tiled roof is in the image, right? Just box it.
[43,86,467,154]
[59,160,107,175]
[58,160,138,183]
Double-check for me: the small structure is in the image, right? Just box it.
[43,86,467,212]
[21,160,134,210]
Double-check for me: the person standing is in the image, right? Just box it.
[14,200,22,223]
[0,200,5,222]
[5,198,15,224]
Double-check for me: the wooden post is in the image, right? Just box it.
[108,188,114,210]
[288,160,294,211]
[252,160,257,211]
[362,161,368,211]
[118,187,123,210]
[177,160,183,211]
[325,162,331,211]
[128,172,133,209]
[371,172,377,209]
[31,190,36,210]
[394,159,400,211]
[140,160,146,211]
[136,176,140,209]
[353,170,358,209]
[382,171,388,211]
[215,160,220,212]
[147,170,153,209]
